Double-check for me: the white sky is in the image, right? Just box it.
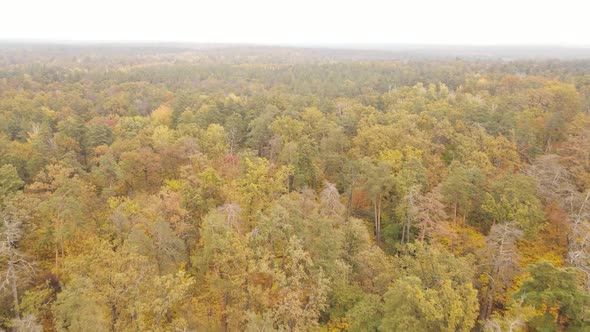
[1,0,589,45]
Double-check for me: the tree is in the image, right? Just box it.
[346,294,382,332]
[382,243,479,332]
[28,164,95,278]
[414,186,449,242]
[320,182,344,218]
[293,135,321,190]
[90,150,123,196]
[478,222,524,322]
[235,158,290,222]
[55,238,194,332]
[270,116,304,143]
[109,191,187,275]
[526,155,590,289]
[54,277,110,332]
[515,261,589,330]
[86,123,113,150]
[483,296,536,332]
[393,151,427,245]
[381,276,478,332]
[567,190,590,290]
[559,114,590,188]
[360,158,393,247]
[196,206,250,331]
[151,104,173,128]
[200,124,228,159]
[0,164,24,205]
[119,148,163,193]
[441,162,485,249]
[1,198,35,321]
[246,105,277,157]
[482,173,545,235]
[270,237,329,331]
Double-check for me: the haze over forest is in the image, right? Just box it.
[1,31,590,332]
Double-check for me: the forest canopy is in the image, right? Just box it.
[1,44,590,331]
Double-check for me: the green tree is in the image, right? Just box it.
[515,261,589,331]
[29,164,95,278]
[346,294,382,332]
[441,162,485,248]
[236,158,290,222]
[381,276,477,332]
[482,173,545,235]
[390,243,479,331]
[0,164,24,205]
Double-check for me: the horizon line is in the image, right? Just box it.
[1,39,590,49]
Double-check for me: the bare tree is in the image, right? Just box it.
[220,203,243,233]
[483,296,528,332]
[320,182,344,218]
[567,191,590,288]
[526,155,590,289]
[401,185,419,244]
[414,186,449,242]
[524,155,575,200]
[0,204,35,320]
[479,222,523,322]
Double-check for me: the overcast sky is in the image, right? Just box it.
[1,0,589,45]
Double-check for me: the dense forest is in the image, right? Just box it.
[0,44,589,331]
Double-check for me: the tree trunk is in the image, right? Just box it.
[9,255,20,318]
[377,199,381,247]
[374,196,382,247]
[346,178,355,221]
[451,201,458,252]
[486,292,495,322]
[110,304,118,332]
[418,227,426,242]
[478,281,493,324]
[55,243,59,278]
[185,238,192,270]
[54,217,61,278]
[221,291,228,332]
[401,210,407,244]
[402,188,414,244]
